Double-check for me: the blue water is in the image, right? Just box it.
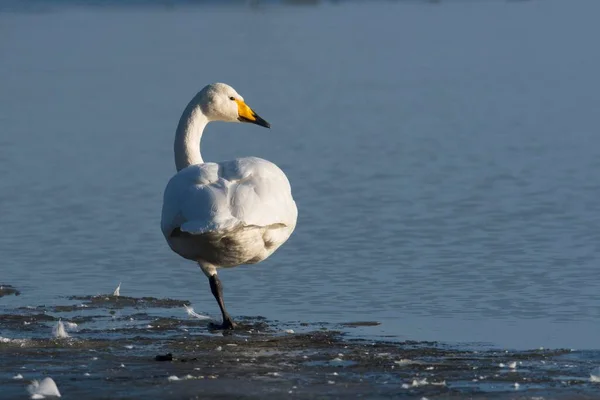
[1,0,600,350]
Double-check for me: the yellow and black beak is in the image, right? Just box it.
[235,99,271,128]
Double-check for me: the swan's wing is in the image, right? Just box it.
[219,157,297,228]
[161,157,297,238]
[160,163,233,237]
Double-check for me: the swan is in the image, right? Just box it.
[161,83,297,329]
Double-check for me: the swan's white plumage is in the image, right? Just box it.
[160,83,297,271]
[161,157,296,237]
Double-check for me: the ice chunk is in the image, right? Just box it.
[52,320,69,339]
[27,377,61,398]
[402,378,446,389]
[395,359,417,366]
[168,375,196,381]
[64,322,78,330]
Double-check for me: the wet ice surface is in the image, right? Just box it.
[2,288,599,399]
[0,285,21,298]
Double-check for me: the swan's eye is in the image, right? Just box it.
[229,96,235,101]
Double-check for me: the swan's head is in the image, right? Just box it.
[198,83,270,128]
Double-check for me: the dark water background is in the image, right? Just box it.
[1,0,600,353]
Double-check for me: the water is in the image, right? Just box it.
[1,0,600,359]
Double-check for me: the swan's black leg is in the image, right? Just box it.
[209,275,236,330]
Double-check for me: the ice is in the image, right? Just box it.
[402,378,428,389]
[395,359,424,366]
[1,336,28,345]
[26,377,61,399]
[168,375,196,381]
[402,378,446,389]
[64,322,78,330]
[52,320,69,339]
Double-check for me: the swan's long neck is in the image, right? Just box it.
[174,96,208,172]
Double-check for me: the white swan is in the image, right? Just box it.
[161,83,297,329]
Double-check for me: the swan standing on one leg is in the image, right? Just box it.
[161,83,297,329]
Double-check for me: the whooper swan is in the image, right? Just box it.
[161,83,297,329]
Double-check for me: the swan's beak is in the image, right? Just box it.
[236,99,271,128]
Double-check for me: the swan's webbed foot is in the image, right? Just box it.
[209,318,237,330]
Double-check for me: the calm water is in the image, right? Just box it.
[1,0,600,350]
